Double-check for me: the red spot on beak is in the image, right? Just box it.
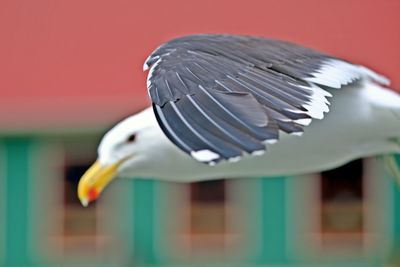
[88,188,99,202]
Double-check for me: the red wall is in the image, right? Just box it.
[0,0,399,131]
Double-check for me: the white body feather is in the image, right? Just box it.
[116,81,400,182]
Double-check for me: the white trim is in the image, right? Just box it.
[231,178,265,260]
[364,157,393,255]
[157,182,188,258]
[97,175,128,260]
[30,141,65,258]
[286,173,320,259]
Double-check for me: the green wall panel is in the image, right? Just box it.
[132,179,158,265]
[393,157,400,244]
[389,155,400,264]
[3,138,33,266]
[395,186,400,237]
[0,141,5,265]
[391,178,400,266]
[256,177,288,264]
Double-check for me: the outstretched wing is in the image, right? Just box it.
[144,34,389,164]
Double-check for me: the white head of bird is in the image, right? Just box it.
[77,107,164,207]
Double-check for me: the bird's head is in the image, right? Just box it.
[77,108,158,207]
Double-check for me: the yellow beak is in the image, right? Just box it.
[77,160,119,207]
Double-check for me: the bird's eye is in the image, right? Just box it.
[126,133,137,143]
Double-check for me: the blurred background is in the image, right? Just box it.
[0,0,399,266]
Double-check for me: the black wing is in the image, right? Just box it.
[144,34,389,164]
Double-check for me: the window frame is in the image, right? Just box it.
[188,180,229,247]
[29,137,123,262]
[287,157,393,261]
[318,159,365,247]
[156,178,253,261]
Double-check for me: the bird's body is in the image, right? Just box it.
[117,81,400,182]
[77,34,400,206]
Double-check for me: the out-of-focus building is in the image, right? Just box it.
[1,1,400,266]
[1,118,400,267]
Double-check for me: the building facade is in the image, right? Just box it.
[0,132,399,267]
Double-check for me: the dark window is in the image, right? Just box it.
[188,180,227,248]
[62,163,98,251]
[319,159,364,247]
[190,179,226,204]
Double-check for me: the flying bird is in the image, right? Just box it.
[78,34,400,207]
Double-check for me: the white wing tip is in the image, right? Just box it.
[291,131,304,136]
[304,59,357,88]
[145,57,162,90]
[305,58,391,88]
[191,149,220,162]
[358,66,391,86]
[228,156,242,162]
[251,150,265,156]
[295,118,312,126]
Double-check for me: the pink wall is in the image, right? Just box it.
[0,0,399,131]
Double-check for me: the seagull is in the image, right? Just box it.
[78,34,400,207]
